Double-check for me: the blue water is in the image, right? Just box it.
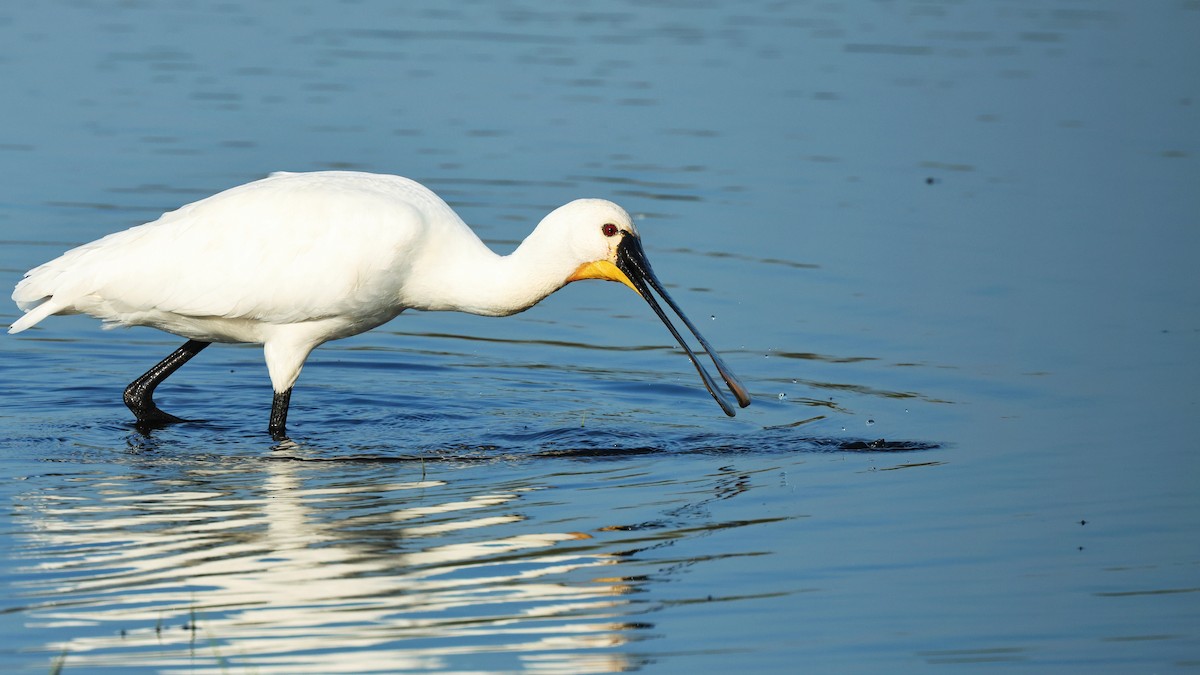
[1,1,1198,673]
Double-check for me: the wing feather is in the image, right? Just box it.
[12,172,460,336]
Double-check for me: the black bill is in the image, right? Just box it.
[615,234,752,416]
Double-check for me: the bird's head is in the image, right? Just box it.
[545,199,751,416]
[552,198,640,294]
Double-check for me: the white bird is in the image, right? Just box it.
[9,171,750,438]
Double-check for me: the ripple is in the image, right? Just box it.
[6,448,813,673]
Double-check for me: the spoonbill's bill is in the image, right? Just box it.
[9,171,750,437]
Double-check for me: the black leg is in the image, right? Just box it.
[269,388,292,440]
[124,339,210,426]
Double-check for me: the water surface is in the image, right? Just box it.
[1,1,1197,673]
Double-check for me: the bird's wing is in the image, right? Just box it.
[15,172,464,329]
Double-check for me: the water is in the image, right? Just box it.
[1,1,1198,672]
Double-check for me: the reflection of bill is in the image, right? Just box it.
[14,458,640,673]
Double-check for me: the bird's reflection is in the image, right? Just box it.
[13,455,650,673]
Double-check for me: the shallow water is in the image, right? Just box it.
[1,1,1198,673]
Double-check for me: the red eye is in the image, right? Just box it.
[602,223,619,237]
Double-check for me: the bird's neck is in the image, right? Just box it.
[412,225,576,317]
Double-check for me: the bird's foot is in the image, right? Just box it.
[129,405,192,430]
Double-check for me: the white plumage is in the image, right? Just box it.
[10,171,749,436]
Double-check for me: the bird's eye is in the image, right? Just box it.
[601,223,619,237]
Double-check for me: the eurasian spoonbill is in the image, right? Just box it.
[9,171,751,437]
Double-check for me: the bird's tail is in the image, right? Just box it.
[10,265,72,334]
[8,297,66,334]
